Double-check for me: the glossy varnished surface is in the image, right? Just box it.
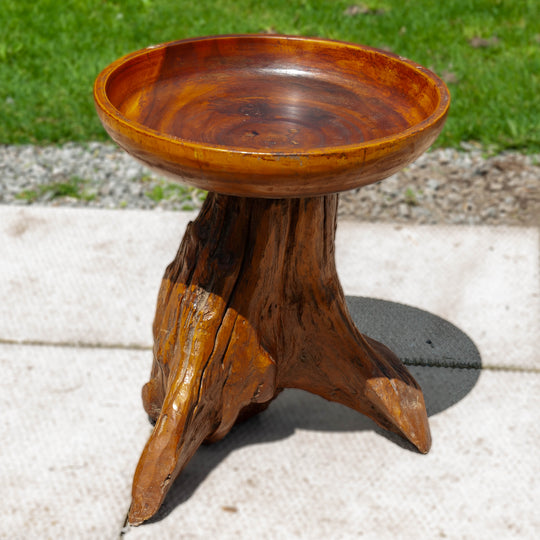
[128,193,432,525]
[95,35,450,197]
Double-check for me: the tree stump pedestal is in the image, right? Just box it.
[128,192,431,524]
[94,34,449,526]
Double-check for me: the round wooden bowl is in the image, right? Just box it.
[94,35,450,198]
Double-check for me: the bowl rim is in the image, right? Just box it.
[93,34,450,159]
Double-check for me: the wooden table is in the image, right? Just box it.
[94,34,450,525]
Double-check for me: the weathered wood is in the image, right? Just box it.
[128,193,431,525]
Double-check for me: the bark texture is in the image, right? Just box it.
[128,192,431,525]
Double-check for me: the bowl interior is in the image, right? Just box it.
[104,36,445,153]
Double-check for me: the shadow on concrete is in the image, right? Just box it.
[146,296,481,524]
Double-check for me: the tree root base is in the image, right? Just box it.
[128,193,431,525]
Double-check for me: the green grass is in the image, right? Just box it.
[146,181,207,209]
[1,0,539,151]
[404,187,420,207]
[15,176,96,202]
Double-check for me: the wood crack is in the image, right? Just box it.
[128,193,431,525]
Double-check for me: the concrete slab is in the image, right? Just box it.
[1,207,537,371]
[126,367,540,540]
[0,343,150,540]
[347,296,482,369]
[337,223,539,371]
[1,343,537,539]
[0,206,196,348]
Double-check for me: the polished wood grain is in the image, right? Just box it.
[94,35,449,526]
[94,35,449,197]
[128,193,431,525]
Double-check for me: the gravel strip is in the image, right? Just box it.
[1,142,538,226]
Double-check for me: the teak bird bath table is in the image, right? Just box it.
[94,35,450,525]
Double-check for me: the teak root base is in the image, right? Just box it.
[128,192,431,525]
